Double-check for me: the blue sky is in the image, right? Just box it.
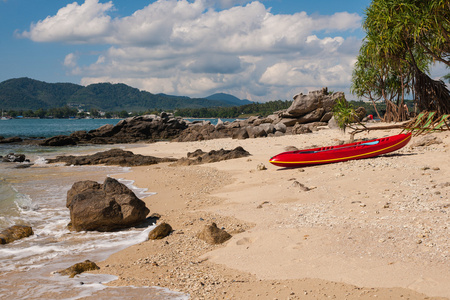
[1,0,374,101]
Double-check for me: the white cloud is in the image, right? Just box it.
[63,53,78,67]
[21,0,363,101]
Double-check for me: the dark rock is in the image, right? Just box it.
[355,107,367,121]
[47,148,177,166]
[39,135,78,146]
[197,223,232,245]
[0,137,23,144]
[0,225,33,244]
[173,146,251,166]
[247,126,267,138]
[291,124,313,134]
[57,260,100,278]
[148,223,173,240]
[232,128,249,140]
[66,177,150,232]
[2,153,27,163]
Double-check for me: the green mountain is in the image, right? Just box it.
[0,78,252,111]
[205,93,253,106]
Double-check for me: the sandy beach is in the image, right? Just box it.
[89,126,449,299]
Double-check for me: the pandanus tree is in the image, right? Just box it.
[351,0,450,121]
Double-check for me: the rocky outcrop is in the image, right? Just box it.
[0,225,33,244]
[39,113,189,146]
[279,87,344,124]
[57,260,100,278]
[197,223,232,245]
[172,146,251,166]
[66,177,150,232]
[47,148,177,166]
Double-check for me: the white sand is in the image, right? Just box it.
[93,127,449,299]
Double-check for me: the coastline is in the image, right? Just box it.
[87,127,449,299]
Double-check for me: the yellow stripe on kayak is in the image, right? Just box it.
[269,134,411,165]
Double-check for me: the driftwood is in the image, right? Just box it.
[349,122,409,142]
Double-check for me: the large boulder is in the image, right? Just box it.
[281,87,344,120]
[0,225,33,244]
[66,177,150,232]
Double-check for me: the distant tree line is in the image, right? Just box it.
[173,100,293,118]
[3,107,132,119]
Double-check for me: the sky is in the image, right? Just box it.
[1,0,380,102]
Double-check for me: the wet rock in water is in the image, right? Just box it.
[148,222,173,240]
[0,136,23,144]
[47,148,177,167]
[197,223,232,245]
[66,177,150,232]
[57,260,100,278]
[173,146,251,166]
[0,225,33,244]
[2,153,27,163]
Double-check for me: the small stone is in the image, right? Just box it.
[257,163,267,171]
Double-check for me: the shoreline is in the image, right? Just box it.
[88,127,449,299]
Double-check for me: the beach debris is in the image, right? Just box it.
[148,222,173,240]
[290,181,311,191]
[46,148,176,167]
[197,223,232,245]
[66,177,150,232]
[284,146,298,151]
[256,163,267,171]
[256,201,270,209]
[0,225,33,244]
[56,260,100,278]
[172,146,251,166]
[410,135,443,148]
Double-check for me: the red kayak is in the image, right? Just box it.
[269,132,412,168]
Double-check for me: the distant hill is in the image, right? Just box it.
[0,78,251,111]
[205,93,253,106]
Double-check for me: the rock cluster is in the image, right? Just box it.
[38,112,189,146]
[174,87,345,142]
[66,177,150,232]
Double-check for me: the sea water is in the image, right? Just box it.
[0,120,189,299]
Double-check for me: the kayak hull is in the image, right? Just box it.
[269,132,412,168]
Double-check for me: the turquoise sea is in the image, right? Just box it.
[0,118,193,299]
